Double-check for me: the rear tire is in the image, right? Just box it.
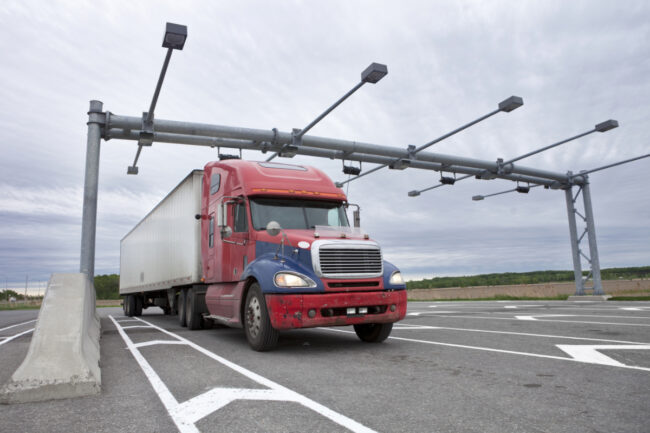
[134,296,143,316]
[125,295,136,317]
[244,283,279,351]
[186,288,203,330]
[178,289,187,327]
[354,323,393,343]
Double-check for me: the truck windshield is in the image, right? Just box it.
[250,198,349,230]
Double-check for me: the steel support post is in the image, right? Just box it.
[580,179,604,295]
[80,100,104,283]
[565,186,584,295]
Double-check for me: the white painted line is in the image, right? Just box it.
[503,305,540,309]
[515,314,575,321]
[407,311,458,316]
[0,328,35,347]
[0,319,37,332]
[393,323,649,345]
[620,307,650,311]
[323,328,650,372]
[557,344,650,367]
[418,314,650,327]
[133,340,188,349]
[513,313,650,320]
[110,315,377,433]
[120,325,155,330]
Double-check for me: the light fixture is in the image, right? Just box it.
[498,96,524,112]
[361,63,388,84]
[595,119,619,132]
[162,23,188,50]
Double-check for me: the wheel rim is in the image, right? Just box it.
[246,296,262,339]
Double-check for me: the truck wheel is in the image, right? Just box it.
[244,283,279,351]
[125,295,136,317]
[134,296,143,316]
[186,288,203,330]
[354,323,393,343]
[178,289,187,327]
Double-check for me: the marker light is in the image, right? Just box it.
[274,272,316,288]
[389,271,404,285]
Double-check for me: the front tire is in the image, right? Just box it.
[354,323,393,343]
[244,283,279,351]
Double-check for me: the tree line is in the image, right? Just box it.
[406,266,650,290]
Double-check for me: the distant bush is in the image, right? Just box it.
[94,274,120,299]
[406,266,650,290]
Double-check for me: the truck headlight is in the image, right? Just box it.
[274,272,316,288]
[389,271,404,285]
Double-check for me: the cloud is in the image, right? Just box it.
[0,0,648,288]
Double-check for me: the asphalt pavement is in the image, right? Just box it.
[1,300,649,433]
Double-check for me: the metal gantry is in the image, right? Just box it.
[80,22,650,296]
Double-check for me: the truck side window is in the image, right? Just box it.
[210,174,221,195]
[234,202,248,232]
[209,216,214,247]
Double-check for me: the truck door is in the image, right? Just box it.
[223,198,250,282]
[204,168,227,282]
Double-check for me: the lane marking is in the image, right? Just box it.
[415,314,650,327]
[513,313,650,320]
[0,319,37,333]
[394,323,649,345]
[503,305,540,309]
[323,328,650,372]
[557,344,650,367]
[0,328,34,347]
[407,311,457,316]
[110,315,376,433]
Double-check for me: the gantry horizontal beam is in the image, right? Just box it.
[107,114,574,185]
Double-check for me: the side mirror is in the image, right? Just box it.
[266,221,282,237]
[353,209,360,228]
[221,226,233,239]
[217,202,227,227]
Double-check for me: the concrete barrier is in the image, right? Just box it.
[0,273,101,403]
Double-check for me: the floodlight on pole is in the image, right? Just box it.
[569,152,650,180]
[408,119,618,197]
[336,95,524,187]
[471,184,542,202]
[266,62,388,162]
[502,120,618,166]
[129,22,188,175]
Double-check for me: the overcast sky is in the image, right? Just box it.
[1,1,648,293]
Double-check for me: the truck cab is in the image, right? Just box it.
[200,160,407,350]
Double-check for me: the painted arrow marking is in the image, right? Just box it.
[556,344,650,367]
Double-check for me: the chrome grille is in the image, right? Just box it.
[316,244,382,278]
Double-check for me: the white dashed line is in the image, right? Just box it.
[0,328,34,347]
[0,319,37,332]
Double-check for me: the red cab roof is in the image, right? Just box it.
[204,160,347,201]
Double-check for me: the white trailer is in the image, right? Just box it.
[120,170,203,299]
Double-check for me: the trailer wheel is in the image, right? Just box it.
[178,289,187,327]
[186,288,203,330]
[134,296,143,316]
[125,295,136,317]
[244,283,278,351]
[353,323,393,343]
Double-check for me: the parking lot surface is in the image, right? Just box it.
[1,300,649,432]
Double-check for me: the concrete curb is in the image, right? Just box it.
[0,273,101,404]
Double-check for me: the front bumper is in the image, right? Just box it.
[265,290,407,330]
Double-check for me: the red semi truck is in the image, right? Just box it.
[119,159,407,350]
